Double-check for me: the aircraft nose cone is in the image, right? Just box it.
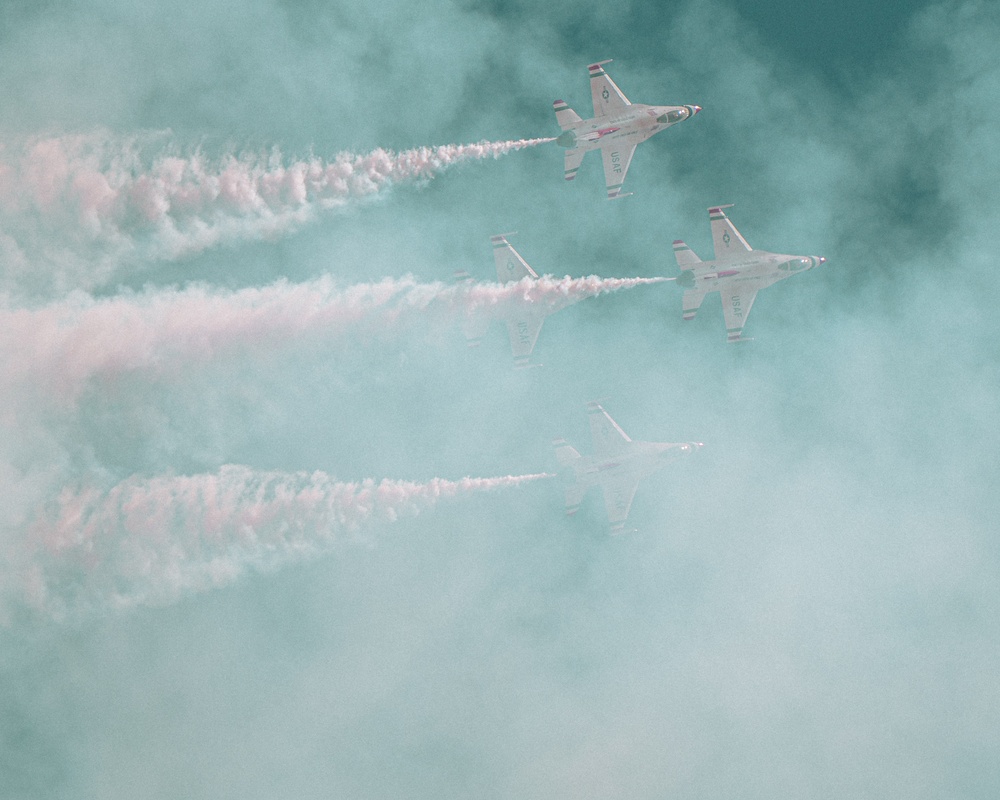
[819,256,827,264]
[692,105,702,114]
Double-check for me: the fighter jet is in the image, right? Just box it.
[674,205,828,342]
[459,235,608,367]
[553,60,701,199]
[553,402,702,534]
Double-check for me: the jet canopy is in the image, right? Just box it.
[778,257,812,272]
[656,107,690,124]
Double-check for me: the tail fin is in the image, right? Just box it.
[553,100,582,131]
[672,240,702,269]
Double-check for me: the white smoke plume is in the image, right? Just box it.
[0,274,664,408]
[0,131,554,296]
[15,465,554,620]
[462,275,668,314]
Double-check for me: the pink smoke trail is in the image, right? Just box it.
[0,274,664,407]
[20,465,554,618]
[0,132,555,294]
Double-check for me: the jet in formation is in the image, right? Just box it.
[553,402,702,534]
[553,60,701,199]
[458,234,572,366]
[674,205,828,342]
[460,234,641,367]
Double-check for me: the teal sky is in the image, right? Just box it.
[1,1,998,798]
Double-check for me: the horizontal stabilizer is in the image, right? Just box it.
[553,100,583,131]
[672,240,702,269]
[564,148,585,181]
[682,290,707,321]
[553,438,582,468]
[564,483,588,516]
[461,311,490,345]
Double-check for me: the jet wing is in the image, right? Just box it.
[601,143,636,199]
[709,206,752,260]
[588,403,633,457]
[492,235,539,282]
[601,477,640,534]
[721,287,758,342]
[505,314,545,361]
[589,61,631,117]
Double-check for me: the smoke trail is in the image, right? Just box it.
[462,275,668,314]
[0,274,664,407]
[0,131,554,296]
[16,465,554,620]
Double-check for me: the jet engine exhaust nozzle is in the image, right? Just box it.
[555,131,577,148]
[676,270,696,289]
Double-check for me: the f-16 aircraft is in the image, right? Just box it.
[553,60,700,199]
[458,235,599,367]
[674,205,828,342]
[553,402,702,534]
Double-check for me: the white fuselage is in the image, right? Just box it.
[684,251,825,294]
[573,441,698,491]
[560,104,696,152]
